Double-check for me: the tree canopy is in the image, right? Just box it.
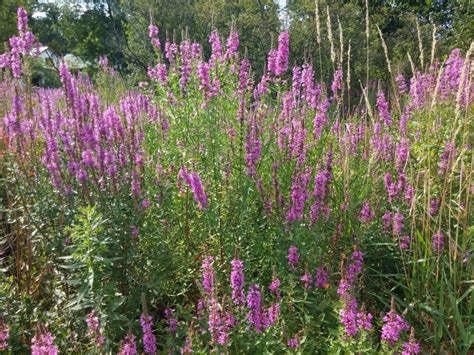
[1,0,472,85]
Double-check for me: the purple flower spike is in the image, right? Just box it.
[230,259,245,305]
[287,245,299,271]
[140,313,156,354]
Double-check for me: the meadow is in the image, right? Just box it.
[0,6,473,354]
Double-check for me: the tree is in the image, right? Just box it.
[31,1,128,71]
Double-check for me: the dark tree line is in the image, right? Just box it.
[0,0,472,86]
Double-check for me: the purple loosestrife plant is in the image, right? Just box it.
[292,65,301,97]
[347,250,363,284]
[164,40,177,63]
[148,63,167,83]
[356,305,373,331]
[301,64,319,108]
[31,323,58,355]
[359,201,375,224]
[31,333,59,355]
[275,31,289,76]
[201,256,216,295]
[2,7,37,79]
[376,90,392,126]
[287,337,299,349]
[265,302,280,327]
[399,105,412,135]
[179,168,208,209]
[313,98,330,139]
[402,328,421,354]
[190,172,208,209]
[384,173,399,204]
[337,277,352,298]
[225,31,239,60]
[141,199,151,209]
[315,267,329,289]
[207,298,222,343]
[219,311,236,345]
[266,302,280,327]
[339,301,358,337]
[254,74,270,99]
[238,58,251,93]
[381,300,410,347]
[267,49,278,75]
[207,297,232,346]
[246,284,265,333]
[269,277,281,299]
[86,310,105,347]
[148,24,159,38]
[17,7,28,35]
[140,313,157,354]
[409,71,434,109]
[197,61,211,98]
[119,332,138,355]
[2,16,472,353]
[399,235,411,250]
[180,335,193,354]
[310,169,331,223]
[337,249,364,303]
[382,211,393,231]
[165,308,177,335]
[287,245,299,271]
[98,55,108,66]
[245,115,261,177]
[438,142,456,176]
[396,74,407,94]
[430,198,440,216]
[209,30,223,66]
[331,67,343,99]
[286,167,311,222]
[0,53,9,69]
[179,40,193,90]
[131,225,139,240]
[300,270,312,289]
[230,259,245,305]
[439,49,464,100]
[393,212,404,235]
[396,138,410,171]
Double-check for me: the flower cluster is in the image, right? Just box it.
[381,300,410,347]
[119,332,137,355]
[0,8,37,78]
[140,313,157,354]
[337,250,374,338]
[230,259,245,305]
[86,310,105,347]
[287,245,300,271]
[31,323,59,355]
[178,168,208,209]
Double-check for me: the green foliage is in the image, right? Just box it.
[0,2,473,353]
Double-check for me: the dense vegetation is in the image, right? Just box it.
[0,4,473,354]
